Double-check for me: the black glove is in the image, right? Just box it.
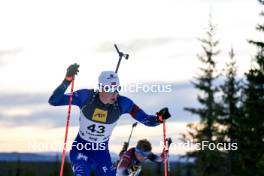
[65,63,79,81]
[156,107,171,123]
[122,142,128,151]
[119,142,128,157]
[166,138,172,148]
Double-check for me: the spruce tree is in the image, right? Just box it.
[184,16,225,176]
[239,0,264,175]
[219,47,241,176]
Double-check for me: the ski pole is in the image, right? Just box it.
[166,138,172,175]
[120,122,138,156]
[163,121,168,176]
[114,44,129,73]
[159,115,168,176]
[127,122,138,147]
[59,79,75,176]
[117,122,138,167]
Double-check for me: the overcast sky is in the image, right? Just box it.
[0,0,262,154]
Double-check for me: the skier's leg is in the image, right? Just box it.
[93,149,116,176]
[70,148,91,176]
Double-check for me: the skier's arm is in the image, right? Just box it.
[48,63,89,107]
[118,96,159,126]
[119,142,129,158]
[48,79,89,107]
[118,96,171,127]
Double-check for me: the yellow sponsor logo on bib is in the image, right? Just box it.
[92,108,108,123]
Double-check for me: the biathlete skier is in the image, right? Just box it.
[116,139,167,176]
[49,63,171,176]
